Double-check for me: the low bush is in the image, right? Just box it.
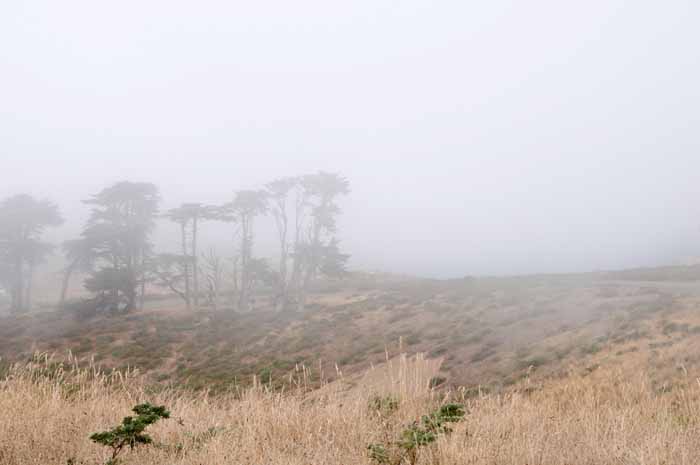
[90,403,170,464]
[368,403,465,465]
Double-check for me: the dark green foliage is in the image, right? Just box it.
[318,238,350,278]
[77,181,160,312]
[258,367,273,383]
[400,404,465,449]
[368,403,465,465]
[580,341,603,356]
[369,395,399,415]
[367,443,390,464]
[517,354,549,370]
[662,321,690,335]
[429,376,447,388]
[90,403,170,464]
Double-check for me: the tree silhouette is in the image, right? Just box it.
[296,172,350,308]
[266,176,299,309]
[150,253,193,303]
[0,194,63,313]
[77,182,160,313]
[219,190,268,311]
[164,203,218,311]
[59,237,98,308]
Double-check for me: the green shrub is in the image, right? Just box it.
[429,376,447,388]
[368,403,465,465]
[369,395,399,415]
[470,343,497,363]
[428,347,448,357]
[368,443,390,463]
[580,341,603,356]
[90,403,170,464]
[662,321,690,335]
[257,367,273,383]
[518,355,548,370]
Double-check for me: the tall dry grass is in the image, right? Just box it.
[2,353,700,465]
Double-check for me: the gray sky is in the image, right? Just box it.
[2,1,700,277]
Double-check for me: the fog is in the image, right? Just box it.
[2,1,700,277]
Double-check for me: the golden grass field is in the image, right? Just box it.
[5,268,700,464]
[3,352,700,465]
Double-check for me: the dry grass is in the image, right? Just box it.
[3,353,700,465]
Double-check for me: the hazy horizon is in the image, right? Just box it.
[3,1,700,278]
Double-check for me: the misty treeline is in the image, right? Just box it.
[0,172,349,315]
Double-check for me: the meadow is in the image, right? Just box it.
[3,351,700,465]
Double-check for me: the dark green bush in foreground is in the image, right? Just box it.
[368,403,465,465]
[90,403,170,464]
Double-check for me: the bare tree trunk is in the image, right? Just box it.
[276,220,288,311]
[203,248,222,311]
[59,260,78,308]
[125,288,137,313]
[181,221,191,311]
[269,191,290,311]
[238,245,247,310]
[139,260,146,311]
[10,288,17,314]
[10,277,19,314]
[231,256,239,311]
[276,253,287,311]
[25,262,34,312]
[213,260,220,311]
[298,215,323,312]
[289,189,306,310]
[290,251,302,309]
[238,217,250,311]
[13,259,24,314]
[192,216,199,311]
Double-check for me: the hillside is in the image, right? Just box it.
[4,316,700,464]
[3,266,700,394]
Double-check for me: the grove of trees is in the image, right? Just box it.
[0,172,350,315]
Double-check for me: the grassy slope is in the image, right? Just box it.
[4,338,700,464]
[2,267,700,393]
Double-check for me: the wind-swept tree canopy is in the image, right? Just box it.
[76,182,160,312]
[0,173,350,315]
